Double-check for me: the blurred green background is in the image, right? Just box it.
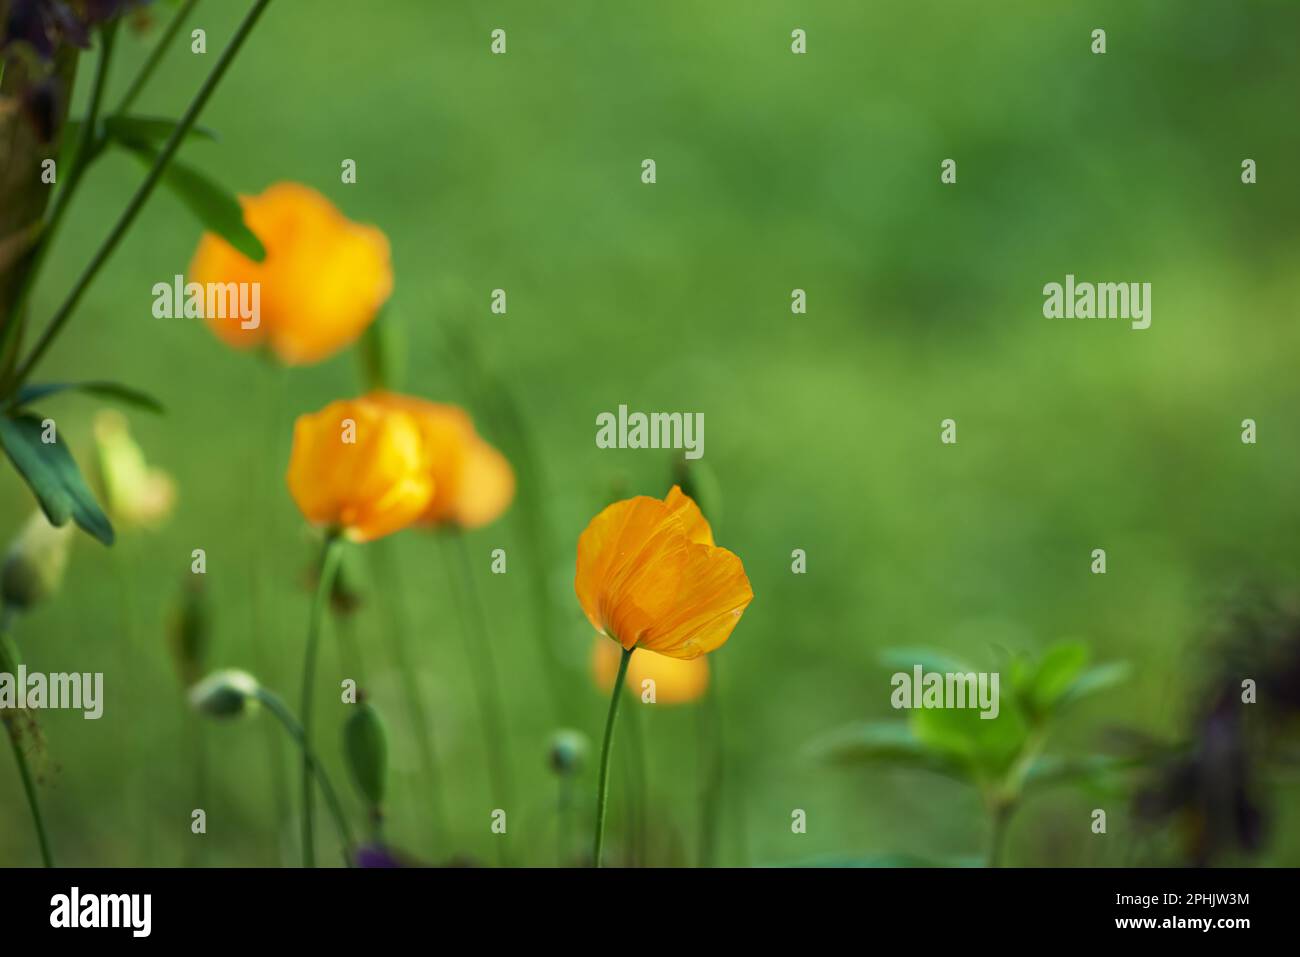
[3,0,1300,867]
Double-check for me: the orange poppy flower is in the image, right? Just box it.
[591,635,709,704]
[286,397,434,542]
[368,391,514,529]
[189,182,392,365]
[575,486,753,659]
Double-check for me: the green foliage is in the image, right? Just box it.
[343,701,389,808]
[7,380,164,414]
[0,414,113,545]
[815,642,1131,861]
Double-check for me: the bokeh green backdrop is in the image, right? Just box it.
[2,0,1299,866]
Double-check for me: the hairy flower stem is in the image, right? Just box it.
[9,0,274,389]
[256,687,354,866]
[298,533,345,868]
[593,646,633,867]
[0,622,54,867]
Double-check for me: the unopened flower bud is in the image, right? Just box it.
[1,511,74,612]
[188,669,261,719]
[548,729,589,776]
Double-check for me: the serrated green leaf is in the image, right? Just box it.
[119,142,265,262]
[11,381,164,414]
[0,415,114,545]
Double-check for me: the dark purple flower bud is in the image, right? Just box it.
[354,844,404,868]
[3,0,58,58]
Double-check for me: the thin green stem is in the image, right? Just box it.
[593,646,633,868]
[0,625,54,867]
[115,0,202,115]
[623,699,648,866]
[9,0,274,389]
[371,541,447,848]
[696,659,724,867]
[557,775,571,867]
[444,532,514,839]
[299,533,345,868]
[987,801,1014,868]
[256,687,354,865]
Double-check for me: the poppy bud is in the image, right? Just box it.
[547,729,589,776]
[343,700,388,807]
[167,578,211,688]
[1,511,74,612]
[92,410,176,530]
[188,669,261,719]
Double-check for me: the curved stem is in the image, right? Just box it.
[256,688,354,865]
[298,533,345,868]
[0,627,54,867]
[593,645,633,868]
[9,0,274,388]
[115,0,202,115]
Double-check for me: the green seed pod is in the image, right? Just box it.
[548,728,589,777]
[188,669,261,719]
[343,700,388,807]
[167,578,211,688]
[1,511,74,612]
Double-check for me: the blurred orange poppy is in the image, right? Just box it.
[189,182,392,365]
[575,485,753,660]
[368,391,514,529]
[591,635,709,704]
[286,396,433,542]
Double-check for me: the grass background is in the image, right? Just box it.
[2,0,1299,866]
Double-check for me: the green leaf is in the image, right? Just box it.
[0,415,114,545]
[910,697,1029,779]
[1023,753,1141,795]
[104,115,218,145]
[67,115,218,150]
[1058,662,1131,708]
[11,381,164,414]
[807,720,968,781]
[119,142,265,262]
[1027,642,1089,713]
